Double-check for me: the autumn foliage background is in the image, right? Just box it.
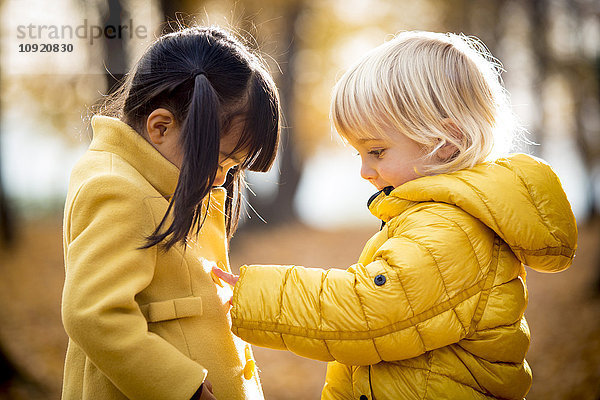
[1,0,600,399]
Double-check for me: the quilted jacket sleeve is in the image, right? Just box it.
[230,205,497,365]
[62,175,206,400]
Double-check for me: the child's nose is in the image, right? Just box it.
[360,162,377,181]
[214,168,228,187]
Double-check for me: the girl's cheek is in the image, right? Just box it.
[212,165,227,186]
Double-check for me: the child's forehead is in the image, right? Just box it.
[341,121,397,143]
[348,128,393,142]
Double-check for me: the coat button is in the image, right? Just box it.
[243,346,255,380]
[359,395,368,400]
[243,359,255,380]
[374,274,386,286]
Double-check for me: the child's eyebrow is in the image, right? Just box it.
[220,151,243,163]
[358,138,384,143]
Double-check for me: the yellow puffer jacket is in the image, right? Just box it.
[230,154,577,399]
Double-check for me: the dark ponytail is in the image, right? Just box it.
[99,26,280,250]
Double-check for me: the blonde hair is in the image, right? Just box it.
[331,31,520,175]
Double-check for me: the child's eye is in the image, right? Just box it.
[368,149,385,158]
[219,158,241,171]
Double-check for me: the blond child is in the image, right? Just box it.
[213,31,577,399]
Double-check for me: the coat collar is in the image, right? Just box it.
[368,186,416,225]
[89,115,180,199]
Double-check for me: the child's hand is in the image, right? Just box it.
[211,266,239,286]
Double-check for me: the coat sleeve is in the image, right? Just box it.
[62,174,206,400]
[230,207,497,365]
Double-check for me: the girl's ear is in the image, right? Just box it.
[436,118,462,161]
[146,108,178,144]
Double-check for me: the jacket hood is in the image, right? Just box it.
[368,153,577,273]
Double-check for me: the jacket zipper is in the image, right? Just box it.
[368,365,375,400]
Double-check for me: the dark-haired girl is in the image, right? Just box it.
[61,26,280,400]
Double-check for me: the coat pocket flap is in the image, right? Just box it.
[140,297,203,322]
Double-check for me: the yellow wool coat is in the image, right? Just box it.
[230,154,577,400]
[61,116,263,400]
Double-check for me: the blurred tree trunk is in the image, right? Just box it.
[0,342,44,397]
[160,0,182,24]
[564,0,600,218]
[0,124,14,248]
[526,0,599,215]
[0,37,14,248]
[524,0,550,152]
[0,41,22,396]
[102,0,127,94]
[438,0,507,75]
[0,348,18,393]
[244,1,304,227]
[160,0,207,27]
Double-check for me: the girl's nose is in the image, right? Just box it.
[213,167,228,187]
[213,175,226,187]
[360,162,377,181]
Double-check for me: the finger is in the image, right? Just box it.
[211,266,230,280]
[209,268,224,287]
[210,266,229,286]
[204,380,213,393]
[211,266,239,286]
